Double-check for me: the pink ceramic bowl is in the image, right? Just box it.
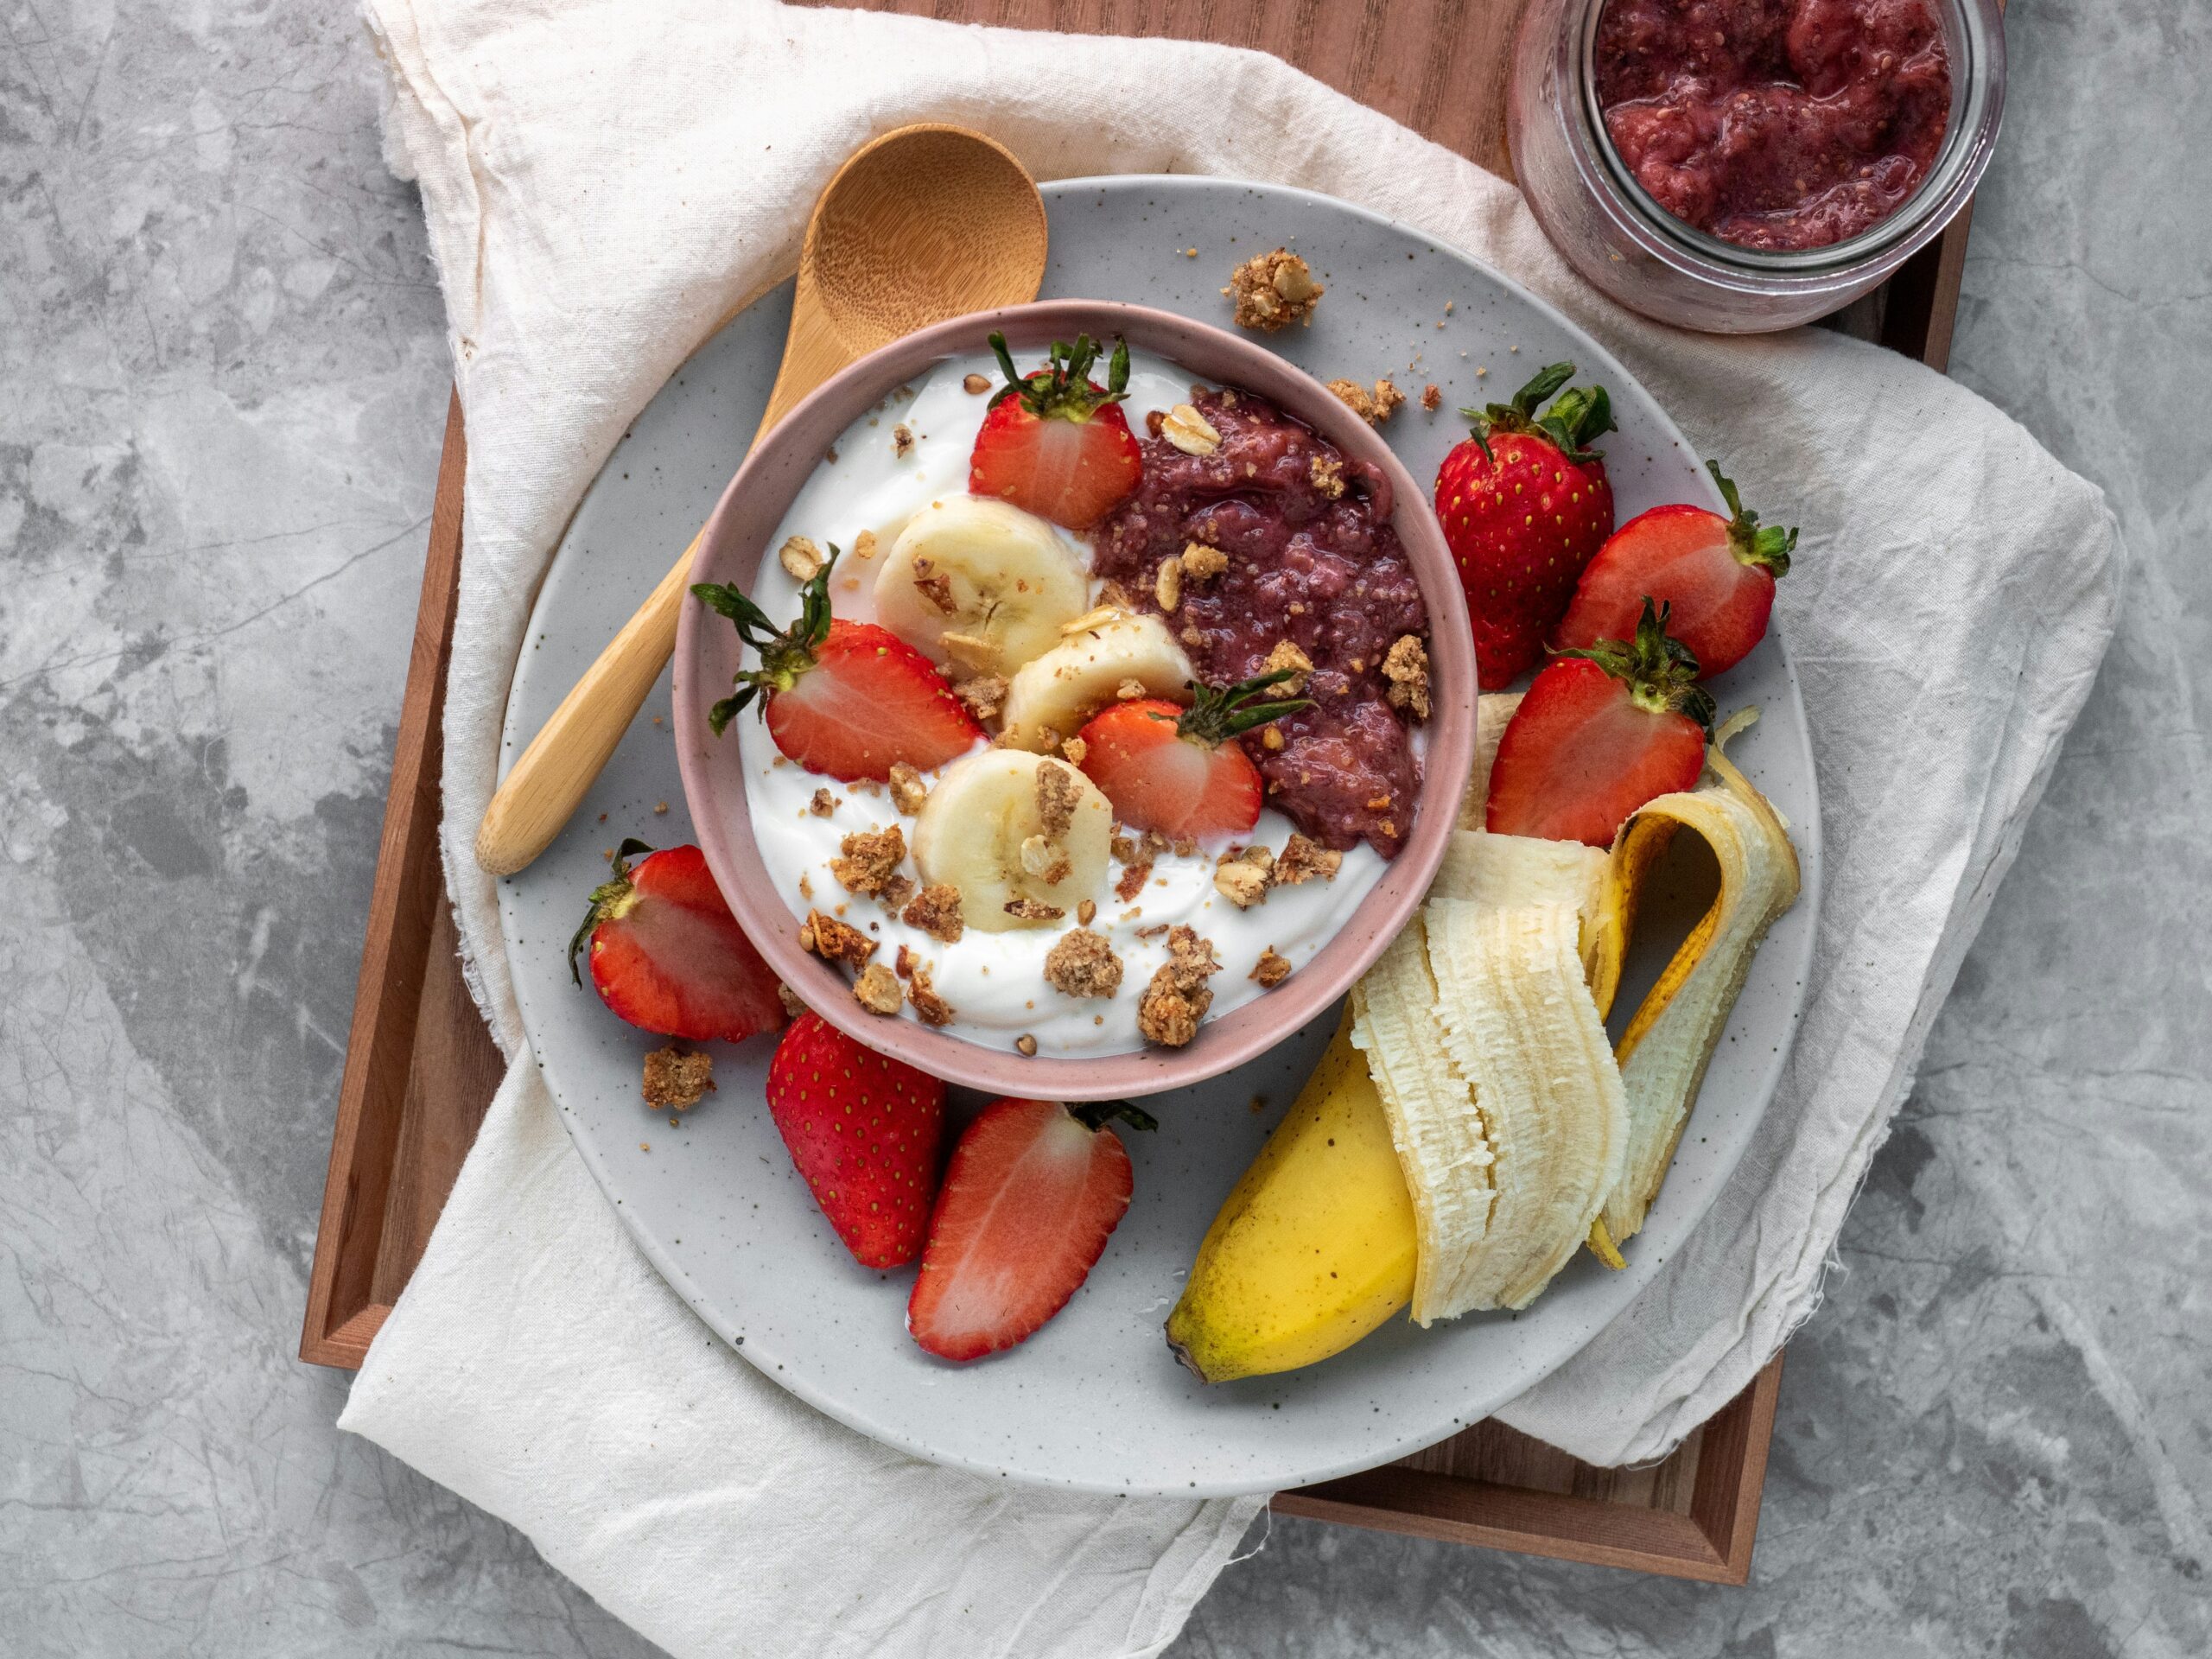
[673,301,1474,1097]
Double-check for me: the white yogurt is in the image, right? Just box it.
[722,350,1389,1057]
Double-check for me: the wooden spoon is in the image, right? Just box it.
[474,124,1047,876]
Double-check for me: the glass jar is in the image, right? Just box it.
[1507,0,2006,334]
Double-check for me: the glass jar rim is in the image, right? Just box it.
[1573,0,2005,276]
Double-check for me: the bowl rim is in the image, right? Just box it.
[672,299,1474,1097]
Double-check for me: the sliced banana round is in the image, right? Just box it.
[998,611,1196,753]
[874,495,1091,678]
[911,750,1112,932]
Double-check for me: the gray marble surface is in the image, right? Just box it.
[0,1,2202,1653]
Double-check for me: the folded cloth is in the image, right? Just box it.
[341,0,2120,1652]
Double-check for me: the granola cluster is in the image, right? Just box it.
[1223,248,1325,332]
[642,1046,715,1111]
[1325,377,1406,427]
[1137,926,1222,1047]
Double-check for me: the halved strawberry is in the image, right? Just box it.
[1554,461,1796,678]
[1074,670,1309,841]
[766,1011,946,1269]
[694,548,982,779]
[569,840,786,1041]
[1433,362,1618,690]
[907,1096,1156,1363]
[1486,600,1714,848]
[968,331,1143,531]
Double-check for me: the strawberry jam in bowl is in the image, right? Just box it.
[672,303,1472,1098]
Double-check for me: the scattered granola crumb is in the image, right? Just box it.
[654,800,669,815]
[1382,634,1432,720]
[1045,928,1124,999]
[830,824,906,896]
[1154,556,1182,612]
[887,762,930,815]
[809,788,836,818]
[1114,677,1147,702]
[1171,835,1198,859]
[1213,845,1275,909]
[1004,897,1065,923]
[1308,453,1345,499]
[1262,639,1313,696]
[797,871,813,900]
[1014,1034,1039,1057]
[908,963,954,1027]
[778,535,825,582]
[643,1047,715,1111]
[597,812,607,823]
[1137,926,1222,1046]
[901,883,965,943]
[963,372,991,394]
[1185,247,1198,257]
[1033,761,1079,843]
[911,559,957,615]
[1180,624,1204,648]
[892,423,915,459]
[1179,543,1229,583]
[879,874,914,912]
[954,674,1007,722]
[848,777,882,796]
[1251,947,1294,988]
[1019,833,1071,886]
[1160,404,1222,455]
[802,909,877,967]
[1061,735,1088,766]
[1421,383,1443,412]
[776,982,807,1020]
[894,943,918,979]
[1326,377,1408,426]
[854,962,904,1014]
[1262,726,1285,751]
[1096,579,1135,612]
[1224,247,1324,332]
[852,527,878,561]
[1273,833,1343,886]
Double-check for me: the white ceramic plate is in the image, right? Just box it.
[496,177,1822,1497]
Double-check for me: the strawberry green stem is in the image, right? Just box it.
[568,838,657,984]
[1071,1099,1160,1134]
[1162,668,1313,747]
[985,330,1130,422]
[1459,361,1618,465]
[691,544,842,734]
[1556,598,1717,734]
[1706,460,1797,575]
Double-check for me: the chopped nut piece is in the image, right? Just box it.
[908,964,954,1027]
[1382,634,1432,719]
[1308,454,1345,499]
[887,762,930,815]
[1114,861,1151,903]
[1154,557,1182,612]
[962,372,991,394]
[1251,947,1294,988]
[1137,926,1223,1046]
[1421,383,1443,412]
[939,630,999,673]
[1213,845,1275,909]
[1019,834,1072,886]
[776,982,808,1020]
[894,944,918,979]
[954,674,1007,721]
[1262,726,1285,751]
[1171,835,1198,859]
[1014,1034,1039,1057]
[1062,605,1122,636]
[1061,735,1088,766]
[1262,639,1313,696]
[804,909,878,967]
[901,883,965,943]
[1034,760,1080,840]
[1045,929,1124,999]
[854,962,904,1014]
[779,535,826,582]
[830,824,906,896]
[1273,833,1343,886]
[1004,898,1066,923]
[643,1046,715,1111]
[1096,579,1136,612]
[912,562,957,614]
[847,777,882,796]
[1180,626,1204,647]
[797,872,813,900]
[852,527,879,561]
[1224,247,1324,332]
[1160,403,1222,455]
[1179,543,1229,582]
[892,423,915,458]
[808,788,836,818]
[1077,899,1096,925]
[879,874,914,912]
[1114,677,1146,701]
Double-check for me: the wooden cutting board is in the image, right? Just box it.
[303,0,1981,1585]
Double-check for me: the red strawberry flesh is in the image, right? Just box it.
[1484,659,1708,846]
[573,843,785,1043]
[762,620,982,780]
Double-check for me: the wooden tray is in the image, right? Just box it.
[304,0,1982,1586]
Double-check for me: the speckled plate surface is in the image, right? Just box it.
[494,177,1822,1497]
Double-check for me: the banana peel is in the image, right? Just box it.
[1169,703,1799,1379]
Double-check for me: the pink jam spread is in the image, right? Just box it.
[1095,388,1427,858]
[1595,0,1953,251]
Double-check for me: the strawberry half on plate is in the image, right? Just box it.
[569,840,786,1042]
[693,548,982,780]
[1075,669,1309,841]
[969,331,1144,531]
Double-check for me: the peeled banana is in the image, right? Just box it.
[910,749,1112,932]
[998,610,1195,753]
[874,496,1091,677]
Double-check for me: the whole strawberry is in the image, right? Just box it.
[766,1012,947,1269]
[1433,362,1618,690]
[569,840,785,1042]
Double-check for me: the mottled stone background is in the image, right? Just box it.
[1,1,2203,1654]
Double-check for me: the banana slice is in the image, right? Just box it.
[874,496,1091,677]
[998,611,1195,753]
[910,749,1111,932]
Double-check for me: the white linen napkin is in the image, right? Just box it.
[341,1,2120,1651]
